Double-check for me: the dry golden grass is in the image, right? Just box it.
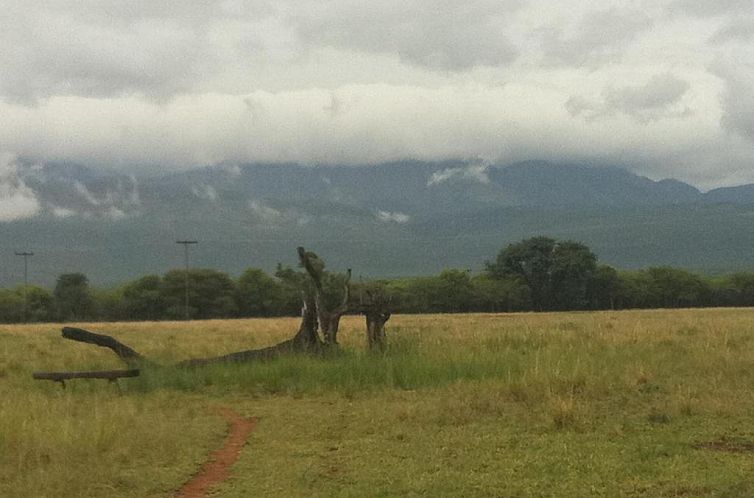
[3,309,754,496]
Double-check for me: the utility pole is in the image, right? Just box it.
[15,251,33,322]
[175,240,198,320]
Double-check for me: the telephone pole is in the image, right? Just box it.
[15,251,33,322]
[175,240,198,320]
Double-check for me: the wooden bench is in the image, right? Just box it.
[32,369,140,388]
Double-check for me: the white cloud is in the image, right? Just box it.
[428,163,490,186]
[0,154,41,221]
[0,1,752,188]
[248,199,282,221]
[51,206,77,218]
[376,210,410,223]
[73,181,102,205]
[191,184,219,201]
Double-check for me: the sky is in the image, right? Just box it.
[0,0,753,189]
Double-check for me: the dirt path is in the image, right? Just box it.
[176,409,257,498]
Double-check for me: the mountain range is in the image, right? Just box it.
[3,159,754,287]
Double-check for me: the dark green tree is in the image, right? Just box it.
[122,275,165,320]
[588,265,620,309]
[645,267,711,308]
[274,263,309,315]
[24,285,55,322]
[728,272,754,306]
[471,275,530,312]
[0,286,54,323]
[487,237,597,310]
[92,287,127,321]
[437,269,474,312]
[237,268,284,317]
[161,269,238,319]
[0,288,24,322]
[54,273,95,321]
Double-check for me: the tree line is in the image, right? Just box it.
[2,236,754,323]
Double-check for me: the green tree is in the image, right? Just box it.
[54,273,94,321]
[645,267,711,308]
[471,275,530,312]
[0,286,54,323]
[728,272,754,306]
[237,268,284,317]
[23,285,54,322]
[0,288,24,322]
[437,269,474,312]
[274,263,310,315]
[487,237,597,310]
[92,287,127,321]
[588,265,620,309]
[161,269,238,319]
[122,275,165,320]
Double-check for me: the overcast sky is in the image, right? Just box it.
[0,0,753,188]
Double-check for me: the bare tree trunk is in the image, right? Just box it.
[297,247,351,346]
[359,289,391,351]
[365,310,390,352]
[62,327,150,367]
[177,300,321,367]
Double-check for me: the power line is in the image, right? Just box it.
[175,240,198,320]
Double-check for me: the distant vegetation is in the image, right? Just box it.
[1,236,753,323]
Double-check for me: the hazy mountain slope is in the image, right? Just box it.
[3,160,754,287]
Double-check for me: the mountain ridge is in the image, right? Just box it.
[3,160,754,287]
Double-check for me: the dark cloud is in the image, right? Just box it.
[713,59,754,141]
[710,18,754,44]
[567,74,691,123]
[0,3,219,103]
[670,0,751,17]
[542,7,653,67]
[290,0,521,71]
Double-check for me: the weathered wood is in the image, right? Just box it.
[62,327,146,365]
[361,290,391,351]
[298,246,351,345]
[365,310,390,352]
[176,300,322,367]
[50,248,364,371]
[33,369,140,381]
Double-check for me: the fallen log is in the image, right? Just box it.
[175,301,322,367]
[50,248,357,371]
[62,326,148,366]
[58,295,323,369]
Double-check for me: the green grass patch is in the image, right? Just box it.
[3,310,754,496]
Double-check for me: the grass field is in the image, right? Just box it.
[2,309,754,497]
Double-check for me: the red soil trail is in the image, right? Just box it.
[176,409,257,498]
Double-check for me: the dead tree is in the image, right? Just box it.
[49,248,351,370]
[297,247,350,346]
[176,298,321,367]
[62,326,152,367]
[361,290,391,352]
[56,299,321,369]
